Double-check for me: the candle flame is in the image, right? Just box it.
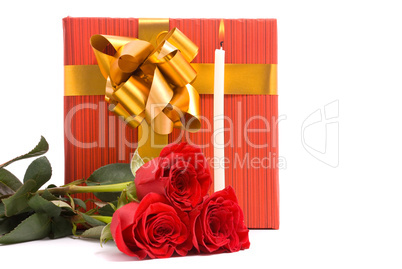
[219,19,225,48]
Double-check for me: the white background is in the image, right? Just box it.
[1,0,402,268]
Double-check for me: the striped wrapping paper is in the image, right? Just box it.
[63,17,279,229]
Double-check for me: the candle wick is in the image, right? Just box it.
[220,41,224,49]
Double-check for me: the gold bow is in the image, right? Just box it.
[90,28,201,136]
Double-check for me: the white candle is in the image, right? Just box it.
[213,20,225,192]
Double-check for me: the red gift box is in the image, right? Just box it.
[63,17,279,229]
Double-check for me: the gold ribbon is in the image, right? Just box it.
[64,63,277,96]
[90,28,201,137]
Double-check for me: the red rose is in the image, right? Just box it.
[135,143,212,211]
[133,157,163,200]
[110,193,192,259]
[192,186,250,253]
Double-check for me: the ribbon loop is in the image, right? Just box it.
[162,28,198,62]
[90,28,200,136]
[144,41,197,87]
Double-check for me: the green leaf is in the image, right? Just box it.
[0,203,5,218]
[0,168,22,194]
[79,226,104,239]
[73,198,86,210]
[0,182,15,197]
[23,156,52,192]
[27,194,62,217]
[51,200,73,209]
[2,179,36,216]
[0,213,30,235]
[80,213,106,227]
[100,223,113,246]
[0,217,18,235]
[0,213,51,244]
[97,201,117,216]
[41,189,60,201]
[86,163,134,202]
[0,136,49,169]
[50,216,72,239]
[130,148,145,177]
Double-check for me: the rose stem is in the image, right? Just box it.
[36,181,132,196]
[90,215,113,224]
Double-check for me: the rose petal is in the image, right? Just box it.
[166,161,202,211]
[111,202,144,258]
[135,157,166,200]
[193,187,250,254]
